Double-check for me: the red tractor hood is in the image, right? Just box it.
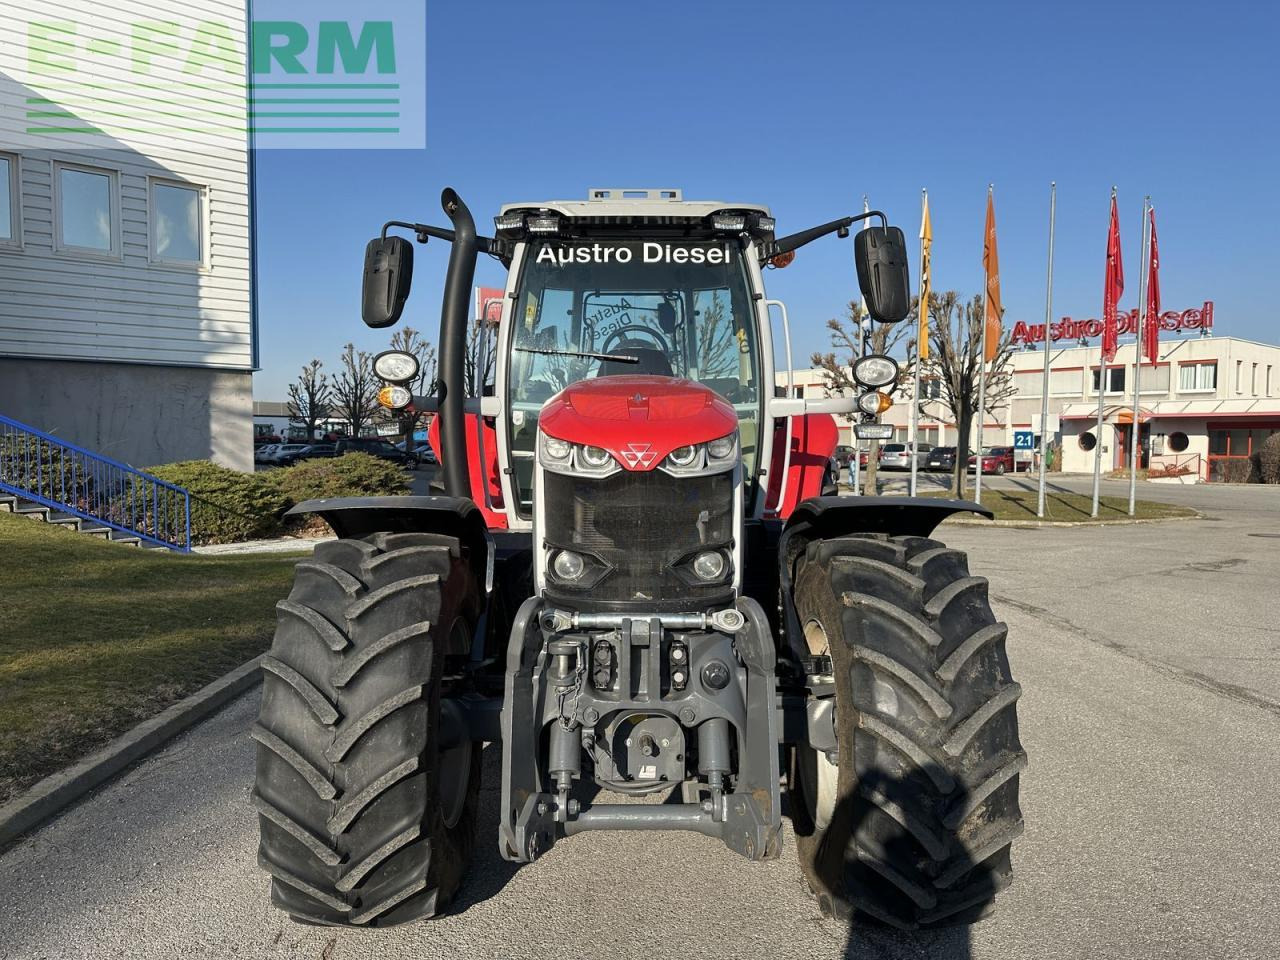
[539,376,738,471]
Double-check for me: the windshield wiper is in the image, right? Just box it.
[514,347,638,364]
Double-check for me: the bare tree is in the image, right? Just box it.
[464,319,497,397]
[916,291,1015,495]
[388,326,437,450]
[811,298,912,495]
[332,343,381,439]
[286,359,332,442]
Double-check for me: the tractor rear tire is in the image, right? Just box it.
[790,533,1025,929]
[253,533,482,927]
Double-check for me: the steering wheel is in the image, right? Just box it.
[602,325,672,356]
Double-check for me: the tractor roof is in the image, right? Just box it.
[499,188,771,221]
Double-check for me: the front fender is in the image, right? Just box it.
[776,496,992,665]
[286,495,494,593]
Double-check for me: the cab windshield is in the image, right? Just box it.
[506,239,762,515]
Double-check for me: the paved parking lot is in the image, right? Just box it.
[2,481,1278,960]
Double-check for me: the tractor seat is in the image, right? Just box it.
[597,344,673,378]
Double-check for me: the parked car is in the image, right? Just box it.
[335,436,415,467]
[270,443,312,466]
[292,443,336,463]
[968,446,1016,474]
[254,444,280,464]
[395,440,436,467]
[926,446,958,471]
[879,441,933,470]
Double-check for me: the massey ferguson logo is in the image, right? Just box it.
[619,443,657,469]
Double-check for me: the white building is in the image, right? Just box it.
[0,2,255,470]
[786,303,1280,483]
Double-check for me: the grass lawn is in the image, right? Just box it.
[938,488,1197,522]
[0,513,304,805]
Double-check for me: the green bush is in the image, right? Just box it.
[270,452,411,505]
[147,460,288,544]
[1258,433,1280,485]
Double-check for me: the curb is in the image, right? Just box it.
[945,511,1203,528]
[0,655,264,848]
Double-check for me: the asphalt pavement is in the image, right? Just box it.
[2,481,1278,959]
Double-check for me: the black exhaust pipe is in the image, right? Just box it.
[438,188,477,499]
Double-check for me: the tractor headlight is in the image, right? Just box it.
[707,432,738,462]
[541,435,571,462]
[580,445,612,469]
[552,550,586,581]
[668,445,699,467]
[692,550,727,581]
[852,354,899,389]
[373,350,419,383]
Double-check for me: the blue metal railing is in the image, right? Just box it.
[0,414,191,552]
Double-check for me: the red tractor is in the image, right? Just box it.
[253,188,1024,930]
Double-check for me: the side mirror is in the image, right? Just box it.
[854,226,911,323]
[361,236,414,328]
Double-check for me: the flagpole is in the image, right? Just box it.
[1037,182,1057,518]
[1127,196,1152,515]
[910,188,926,498]
[1092,187,1117,519]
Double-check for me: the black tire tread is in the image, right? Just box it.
[792,532,1025,929]
[253,535,479,927]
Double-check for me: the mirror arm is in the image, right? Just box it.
[760,210,889,262]
[380,219,499,253]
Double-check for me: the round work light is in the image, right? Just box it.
[373,350,420,383]
[852,354,900,389]
[692,550,727,581]
[552,550,586,581]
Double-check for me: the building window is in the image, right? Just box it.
[1168,431,1189,453]
[150,180,205,265]
[1236,360,1243,393]
[1178,362,1217,392]
[1090,366,1125,394]
[0,153,18,245]
[919,377,943,400]
[54,162,118,255]
[1078,431,1097,451]
[1251,363,1258,396]
[1268,365,1273,396]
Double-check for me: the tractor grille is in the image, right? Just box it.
[543,468,734,607]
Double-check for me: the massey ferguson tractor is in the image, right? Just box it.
[252,188,1025,931]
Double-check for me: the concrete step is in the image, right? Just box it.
[46,513,83,529]
[0,494,16,513]
[108,531,142,547]
[14,504,50,521]
[79,525,113,540]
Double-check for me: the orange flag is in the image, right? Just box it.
[982,187,1002,361]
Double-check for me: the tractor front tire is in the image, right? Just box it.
[790,533,1025,929]
[253,533,481,927]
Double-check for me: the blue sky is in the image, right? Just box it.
[252,0,1279,397]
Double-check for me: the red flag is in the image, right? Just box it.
[1143,207,1161,365]
[1101,193,1124,363]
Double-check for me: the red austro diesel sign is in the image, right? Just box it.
[1011,301,1213,346]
